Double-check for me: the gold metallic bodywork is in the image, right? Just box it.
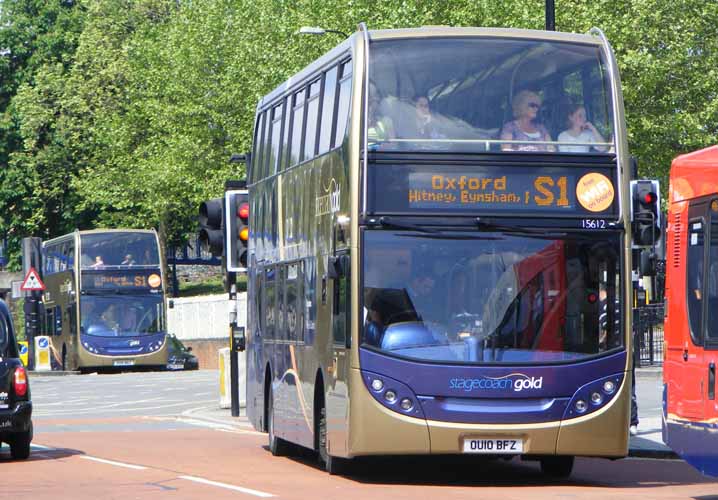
[41,229,168,370]
[249,26,633,459]
[342,27,633,459]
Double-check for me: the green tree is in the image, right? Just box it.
[0,0,86,267]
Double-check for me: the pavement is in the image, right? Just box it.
[631,365,675,458]
[184,365,676,459]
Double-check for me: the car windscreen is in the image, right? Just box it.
[362,229,622,364]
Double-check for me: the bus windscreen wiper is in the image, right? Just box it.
[376,217,440,234]
[475,218,566,236]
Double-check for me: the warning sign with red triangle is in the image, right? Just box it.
[20,267,45,291]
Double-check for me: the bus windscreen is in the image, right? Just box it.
[80,232,159,269]
[368,37,614,153]
[80,295,165,337]
[362,230,622,364]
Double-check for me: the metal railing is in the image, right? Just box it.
[633,304,664,367]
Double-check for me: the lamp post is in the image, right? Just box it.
[297,26,349,38]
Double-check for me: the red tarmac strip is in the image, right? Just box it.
[1,424,715,500]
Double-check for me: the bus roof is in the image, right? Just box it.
[257,26,605,112]
[670,145,718,203]
[42,229,157,247]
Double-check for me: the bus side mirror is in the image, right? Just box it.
[640,249,656,277]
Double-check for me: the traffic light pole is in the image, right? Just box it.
[22,237,43,368]
[227,271,240,417]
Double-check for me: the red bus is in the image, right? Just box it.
[663,145,718,476]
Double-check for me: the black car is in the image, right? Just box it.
[166,334,199,371]
[0,300,32,459]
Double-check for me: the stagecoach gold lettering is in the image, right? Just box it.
[409,173,578,210]
[316,178,341,217]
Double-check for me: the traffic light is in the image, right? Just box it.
[198,198,224,257]
[225,189,249,272]
[630,180,661,247]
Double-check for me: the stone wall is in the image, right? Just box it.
[182,339,228,369]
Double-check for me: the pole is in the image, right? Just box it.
[545,0,556,31]
[228,273,240,417]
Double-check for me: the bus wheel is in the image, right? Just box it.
[267,385,292,456]
[10,423,32,460]
[318,406,348,475]
[540,456,574,478]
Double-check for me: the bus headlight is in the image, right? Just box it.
[575,400,588,413]
[563,374,624,420]
[371,379,384,391]
[384,390,397,403]
[591,392,603,405]
[400,398,414,411]
[602,380,616,394]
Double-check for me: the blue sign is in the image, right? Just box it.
[38,338,49,349]
[19,344,28,355]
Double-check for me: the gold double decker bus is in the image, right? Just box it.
[244,26,633,476]
[40,229,168,371]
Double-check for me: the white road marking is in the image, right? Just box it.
[216,428,267,436]
[178,476,274,497]
[80,455,148,470]
[175,418,236,430]
[33,399,216,416]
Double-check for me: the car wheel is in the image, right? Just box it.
[10,423,32,460]
[540,455,574,478]
[268,385,292,456]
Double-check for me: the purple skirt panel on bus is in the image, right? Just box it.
[663,385,718,477]
[360,347,627,425]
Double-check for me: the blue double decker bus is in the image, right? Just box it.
[41,229,168,371]
[244,26,633,477]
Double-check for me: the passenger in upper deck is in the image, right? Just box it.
[90,256,105,269]
[367,90,395,144]
[500,90,554,152]
[409,96,444,140]
[557,104,608,153]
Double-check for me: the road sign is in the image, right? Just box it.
[18,341,28,367]
[20,267,45,291]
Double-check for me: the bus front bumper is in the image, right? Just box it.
[345,368,630,458]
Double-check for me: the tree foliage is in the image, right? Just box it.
[0,0,717,267]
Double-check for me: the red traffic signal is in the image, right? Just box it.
[225,190,249,272]
[238,202,249,220]
[641,191,657,206]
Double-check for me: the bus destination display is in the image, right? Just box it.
[394,170,616,214]
[408,172,575,211]
[82,271,162,291]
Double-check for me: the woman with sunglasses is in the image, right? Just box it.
[500,90,554,151]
